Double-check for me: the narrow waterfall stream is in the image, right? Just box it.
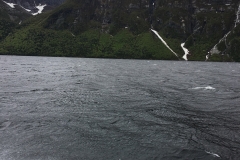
[234,3,240,27]
[207,3,240,60]
[151,29,179,58]
[181,43,190,61]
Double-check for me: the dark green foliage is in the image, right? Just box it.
[229,38,240,62]
[184,10,239,61]
[0,20,16,41]
[0,26,178,60]
[1,27,74,56]
[0,0,240,61]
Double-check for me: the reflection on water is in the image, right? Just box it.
[0,56,240,160]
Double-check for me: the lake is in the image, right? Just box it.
[0,55,240,160]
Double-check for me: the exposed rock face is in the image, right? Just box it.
[4,0,65,7]
[41,0,240,61]
[3,0,65,14]
[44,0,239,32]
[0,0,31,22]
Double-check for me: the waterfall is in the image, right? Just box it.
[209,31,231,54]
[206,54,209,61]
[207,3,240,60]
[151,29,178,58]
[235,3,240,28]
[181,43,190,61]
[206,32,230,61]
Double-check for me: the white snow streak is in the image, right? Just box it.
[3,1,16,8]
[2,0,46,15]
[151,29,178,57]
[20,5,31,12]
[181,43,189,61]
[32,4,46,15]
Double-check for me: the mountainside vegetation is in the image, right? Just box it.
[0,0,30,49]
[0,0,240,61]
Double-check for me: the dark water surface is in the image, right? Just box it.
[0,55,240,160]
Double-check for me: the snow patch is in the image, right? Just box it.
[32,4,47,15]
[3,1,16,8]
[20,5,31,12]
[3,0,46,15]
[181,43,189,61]
[151,29,178,58]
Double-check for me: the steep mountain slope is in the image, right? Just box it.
[1,0,240,61]
[0,0,64,47]
[0,0,31,42]
[0,0,31,21]
[3,0,65,15]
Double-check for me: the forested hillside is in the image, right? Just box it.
[1,0,240,61]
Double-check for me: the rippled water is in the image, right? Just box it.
[0,55,240,160]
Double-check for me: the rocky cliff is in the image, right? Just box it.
[1,0,240,61]
[2,0,65,15]
[0,0,31,21]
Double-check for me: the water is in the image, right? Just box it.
[0,55,240,160]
